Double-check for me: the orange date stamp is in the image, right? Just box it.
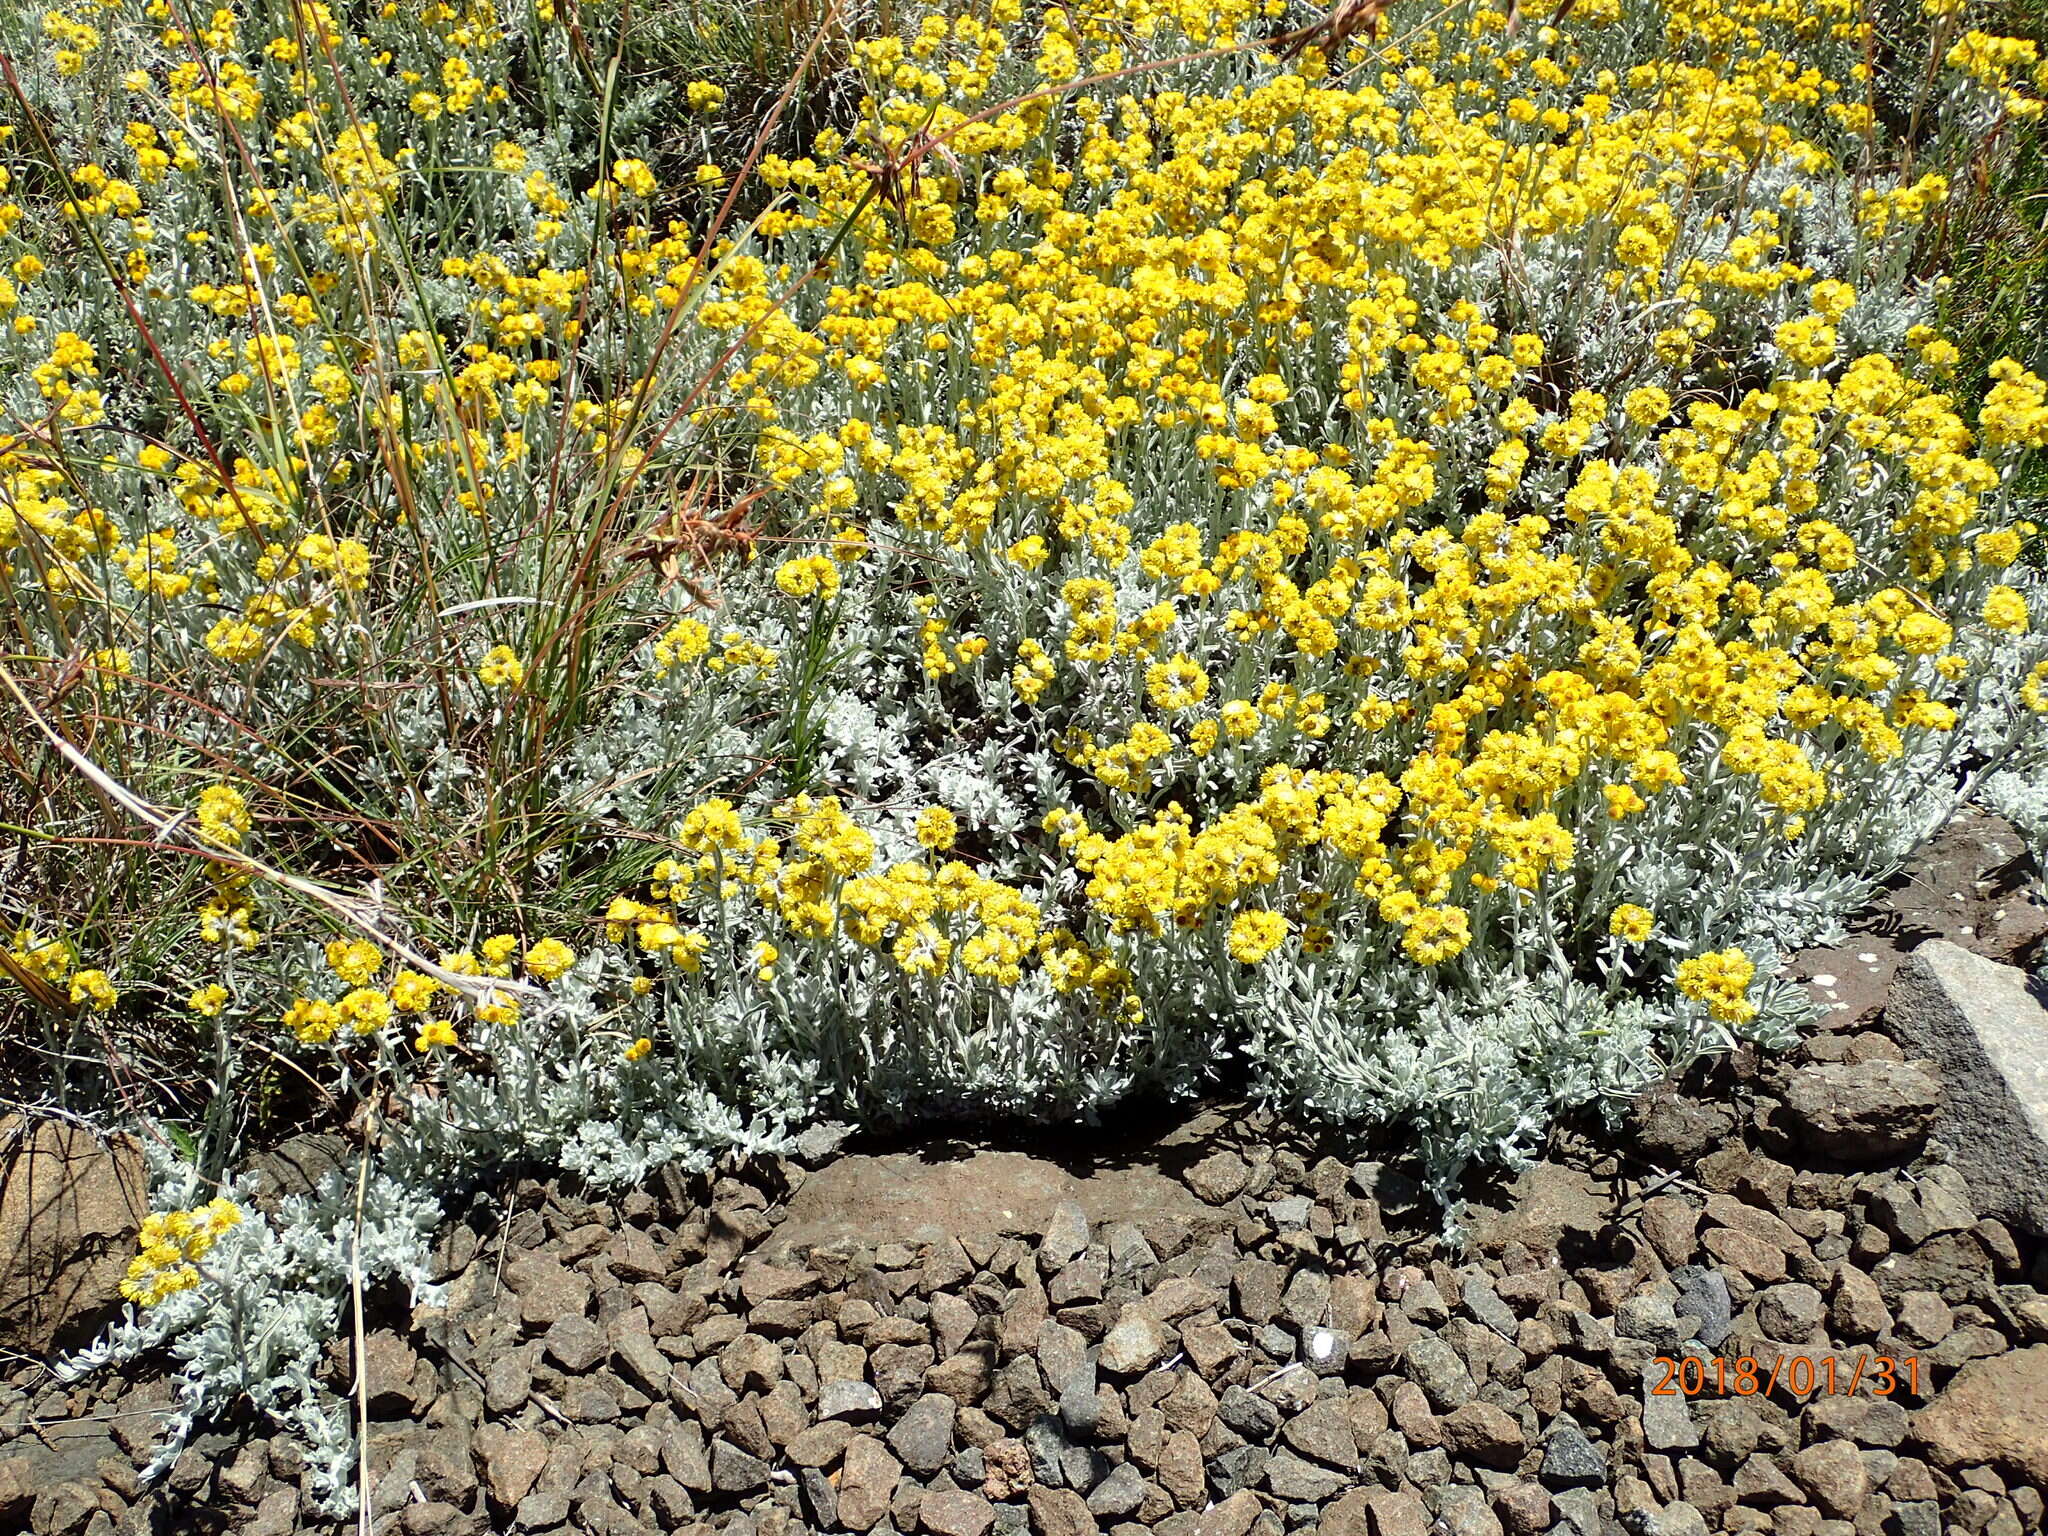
[1650,1354,1921,1399]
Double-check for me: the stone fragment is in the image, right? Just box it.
[1828,1264,1891,1339]
[1539,1424,1606,1488]
[890,1392,959,1475]
[1788,1439,1868,1519]
[1441,1402,1526,1468]
[1281,1397,1359,1472]
[1184,1152,1252,1205]
[1363,1490,1431,1536]
[1804,1393,1907,1449]
[838,1436,904,1532]
[506,1256,591,1328]
[1641,1363,1701,1451]
[711,1438,769,1493]
[1085,1462,1146,1518]
[820,1380,885,1422]
[1199,1490,1262,1536]
[1777,1059,1943,1163]
[1263,1450,1349,1502]
[542,1314,608,1374]
[1670,1266,1733,1350]
[1028,1487,1098,1536]
[1403,1333,1476,1411]
[1491,1482,1552,1536]
[922,1488,997,1536]
[1756,1283,1825,1343]
[1041,1203,1092,1274]
[1098,1310,1169,1375]
[476,1425,549,1510]
[1909,1343,2048,1486]
[0,1116,147,1352]
[1886,940,2048,1235]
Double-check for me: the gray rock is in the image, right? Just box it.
[1217,1385,1281,1441]
[1640,1361,1701,1450]
[711,1439,769,1493]
[1084,1462,1146,1518]
[1404,1334,1476,1411]
[1263,1451,1349,1502]
[1756,1282,1825,1342]
[1894,1501,1940,1536]
[821,1380,885,1422]
[1461,1268,1519,1340]
[1614,1293,1681,1353]
[1886,939,2048,1234]
[1669,1266,1732,1350]
[799,1465,839,1528]
[1024,1416,1069,1488]
[1041,1203,1092,1274]
[1539,1425,1606,1488]
[1056,1361,1099,1437]
[888,1393,957,1475]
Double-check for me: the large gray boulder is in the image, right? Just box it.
[1884,939,2048,1236]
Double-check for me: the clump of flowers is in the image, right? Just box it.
[0,0,2044,1507]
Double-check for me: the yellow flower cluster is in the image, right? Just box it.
[120,1198,241,1307]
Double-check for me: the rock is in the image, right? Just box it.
[1403,1333,1476,1411]
[1028,1487,1098,1536]
[1263,1451,1349,1502]
[1200,1490,1262,1536]
[1804,1393,1907,1449]
[1540,1424,1606,1488]
[1670,1266,1733,1350]
[1777,1060,1943,1163]
[837,1436,903,1532]
[1633,1082,1736,1164]
[820,1380,885,1422]
[1442,1402,1526,1468]
[1886,940,2048,1235]
[0,1458,32,1524]
[1098,1310,1168,1375]
[1363,1490,1431,1536]
[787,1420,856,1468]
[1756,1283,1825,1343]
[711,1438,770,1493]
[476,1425,548,1509]
[1641,1363,1701,1452]
[1281,1397,1360,1472]
[739,1264,818,1307]
[800,1466,840,1528]
[1491,1482,1552,1536]
[1909,1343,2048,1485]
[505,1256,591,1328]
[245,1131,351,1209]
[1185,1152,1252,1205]
[1828,1263,1891,1339]
[1041,1203,1091,1272]
[923,1489,997,1536]
[31,1481,99,1536]
[0,1115,147,1351]
[542,1315,608,1374]
[1641,1504,1709,1536]
[1085,1462,1146,1518]
[1788,1439,1868,1519]
[890,1393,958,1475]
[779,1147,1205,1251]
[721,1332,783,1394]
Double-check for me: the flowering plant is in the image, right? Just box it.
[0,0,2044,1502]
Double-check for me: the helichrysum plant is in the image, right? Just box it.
[2,0,2045,1507]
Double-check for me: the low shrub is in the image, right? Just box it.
[1,0,2044,1506]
